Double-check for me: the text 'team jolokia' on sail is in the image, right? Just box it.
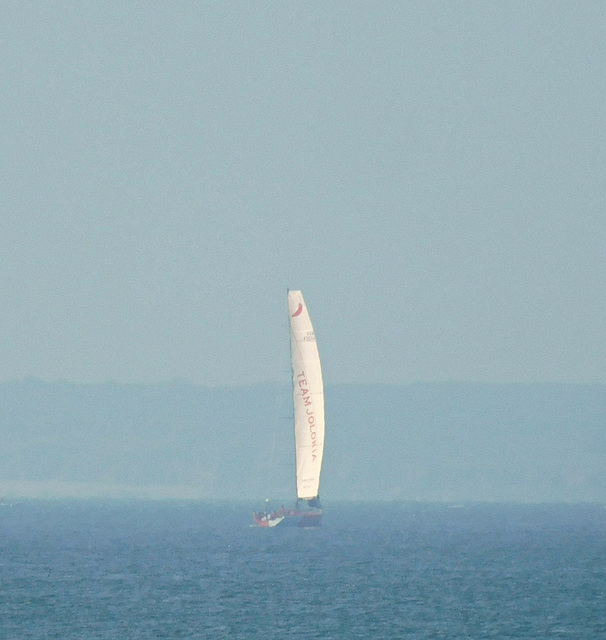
[288,290,325,504]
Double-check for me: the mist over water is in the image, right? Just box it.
[2,381,605,503]
[1,501,605,638]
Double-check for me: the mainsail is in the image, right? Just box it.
[288,290,325,503]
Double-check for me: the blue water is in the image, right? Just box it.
[1,501,605,639]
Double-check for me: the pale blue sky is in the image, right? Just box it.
[1,2,605,385]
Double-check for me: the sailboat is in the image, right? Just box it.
[253,290,325,528]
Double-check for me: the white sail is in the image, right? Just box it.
[288,290,325,502]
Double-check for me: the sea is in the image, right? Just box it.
[1,501,605,639]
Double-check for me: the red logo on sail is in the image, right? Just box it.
[292,303,303,317]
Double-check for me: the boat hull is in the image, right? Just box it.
[283,510,322,527]
[253,508,322,528]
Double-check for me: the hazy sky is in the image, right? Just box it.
[2,2,605,386]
